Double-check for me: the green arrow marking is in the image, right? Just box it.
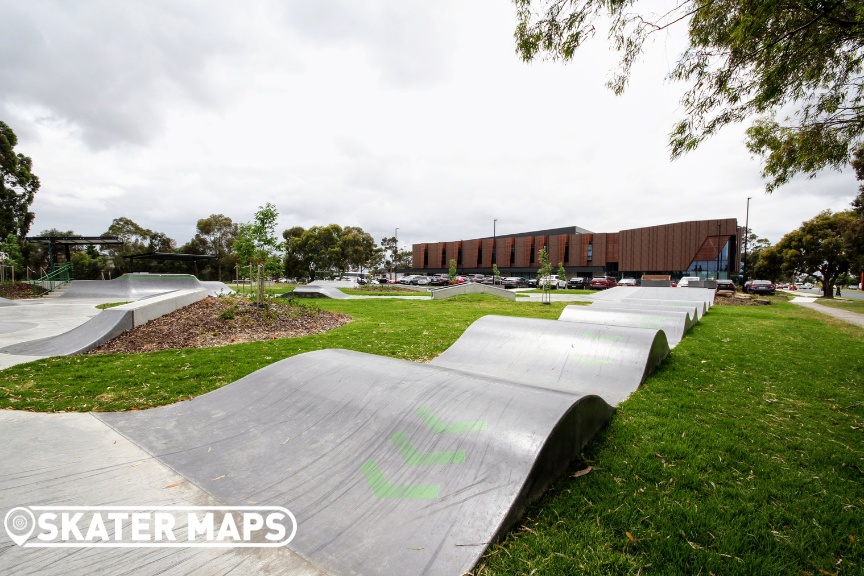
[414,406,488,434]
[360,461,439,499]
[390,431,466,465]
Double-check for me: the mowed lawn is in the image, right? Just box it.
[1,295,862,574]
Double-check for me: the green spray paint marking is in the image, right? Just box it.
[636,317,665,329]
[360,461,439,499]
[580,333,622,342]
[390,431,466,465]
[414,406,488,434]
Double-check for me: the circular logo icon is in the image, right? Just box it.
[4,507,36,546]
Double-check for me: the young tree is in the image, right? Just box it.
[492,263,501,285]
[0,121,39,238]
[0,234,24,270]
[557,261,567,283]
[233,204,285,280]
[448,258,457,282]
[514,2,864,192]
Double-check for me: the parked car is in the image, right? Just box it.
[617,277,638,287]
[589,276,618,290]
[715,279,736,291]
[677,276,702,288]
[747,280,776,295]
[526,278,539,288]
[501,277,526,289]
[428,275,449,286]
[411,276,430,286]
[566,277,587,289]
[449,276,468,285]
[538,276,566,289]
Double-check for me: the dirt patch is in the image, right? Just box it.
[0,282,42,299]
[88,295,351,354]
[713,291,773,306]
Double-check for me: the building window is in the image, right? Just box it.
[587,243,593,262]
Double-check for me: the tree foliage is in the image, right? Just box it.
[774,210,860,298]
[0,121,39,238]
[182,214,237,281]
[234,203,284,279]
[282,224,376,281]
[514,1,864,191]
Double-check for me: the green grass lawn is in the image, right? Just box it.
[1,296,862,574]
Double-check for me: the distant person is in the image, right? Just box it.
[836,284,842,297]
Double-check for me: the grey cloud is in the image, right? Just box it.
[0,0,244,149]
[280,0,455,87]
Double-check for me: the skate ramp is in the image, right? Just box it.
[429,315,670,406]
[431,283,515,300]
[0,297,21,307]
[559,305,691,348]
[60,274,232,299]
[97,349,613,576]
[0,289,208,357]
[591,287,709,318]
[291,282,350,299]
[587,301,699,328]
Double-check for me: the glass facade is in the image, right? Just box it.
[687,236,731,279]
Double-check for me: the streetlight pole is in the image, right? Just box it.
[493,219,498,285]
[716,222,721,280]
[393,227,399,282]
[743,197,751,285]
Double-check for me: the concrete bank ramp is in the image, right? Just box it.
[430,315,670,406]
[0,289,207,357]
[431,283,515,300]
[0,297,21,307]
[98,349,614,576]
[559,305,692,348]
[60,274,232,299]
[291,281,351,299]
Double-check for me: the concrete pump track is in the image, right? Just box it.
[0,286,716,575]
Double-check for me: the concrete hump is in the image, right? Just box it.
[429,315,670,406]
[291,282,350,299]
[431,283,515,300]
[0,297,21,307]
[590,287,709,318]
[0,309,133,356]
[559,305,691,348]
[587,301,699,329]
[97,348,614,576]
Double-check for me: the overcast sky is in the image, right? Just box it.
[1,0,858,252]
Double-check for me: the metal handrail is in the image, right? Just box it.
[30,263,74,296]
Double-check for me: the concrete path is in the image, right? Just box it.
[791,297,864,328]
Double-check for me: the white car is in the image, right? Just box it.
[677,276,701,287]
[538,276,567,289]
[618,277,638,287]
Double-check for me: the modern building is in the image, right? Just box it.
[411,218,741,280]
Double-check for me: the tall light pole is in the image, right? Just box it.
[743,197,751,285]
[393,227,399,282]
[716,222,721,280]
[492,219,498,285]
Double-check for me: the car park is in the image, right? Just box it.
[566,277,587,289]
[747,280,776,295]
[589,276,618,290]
